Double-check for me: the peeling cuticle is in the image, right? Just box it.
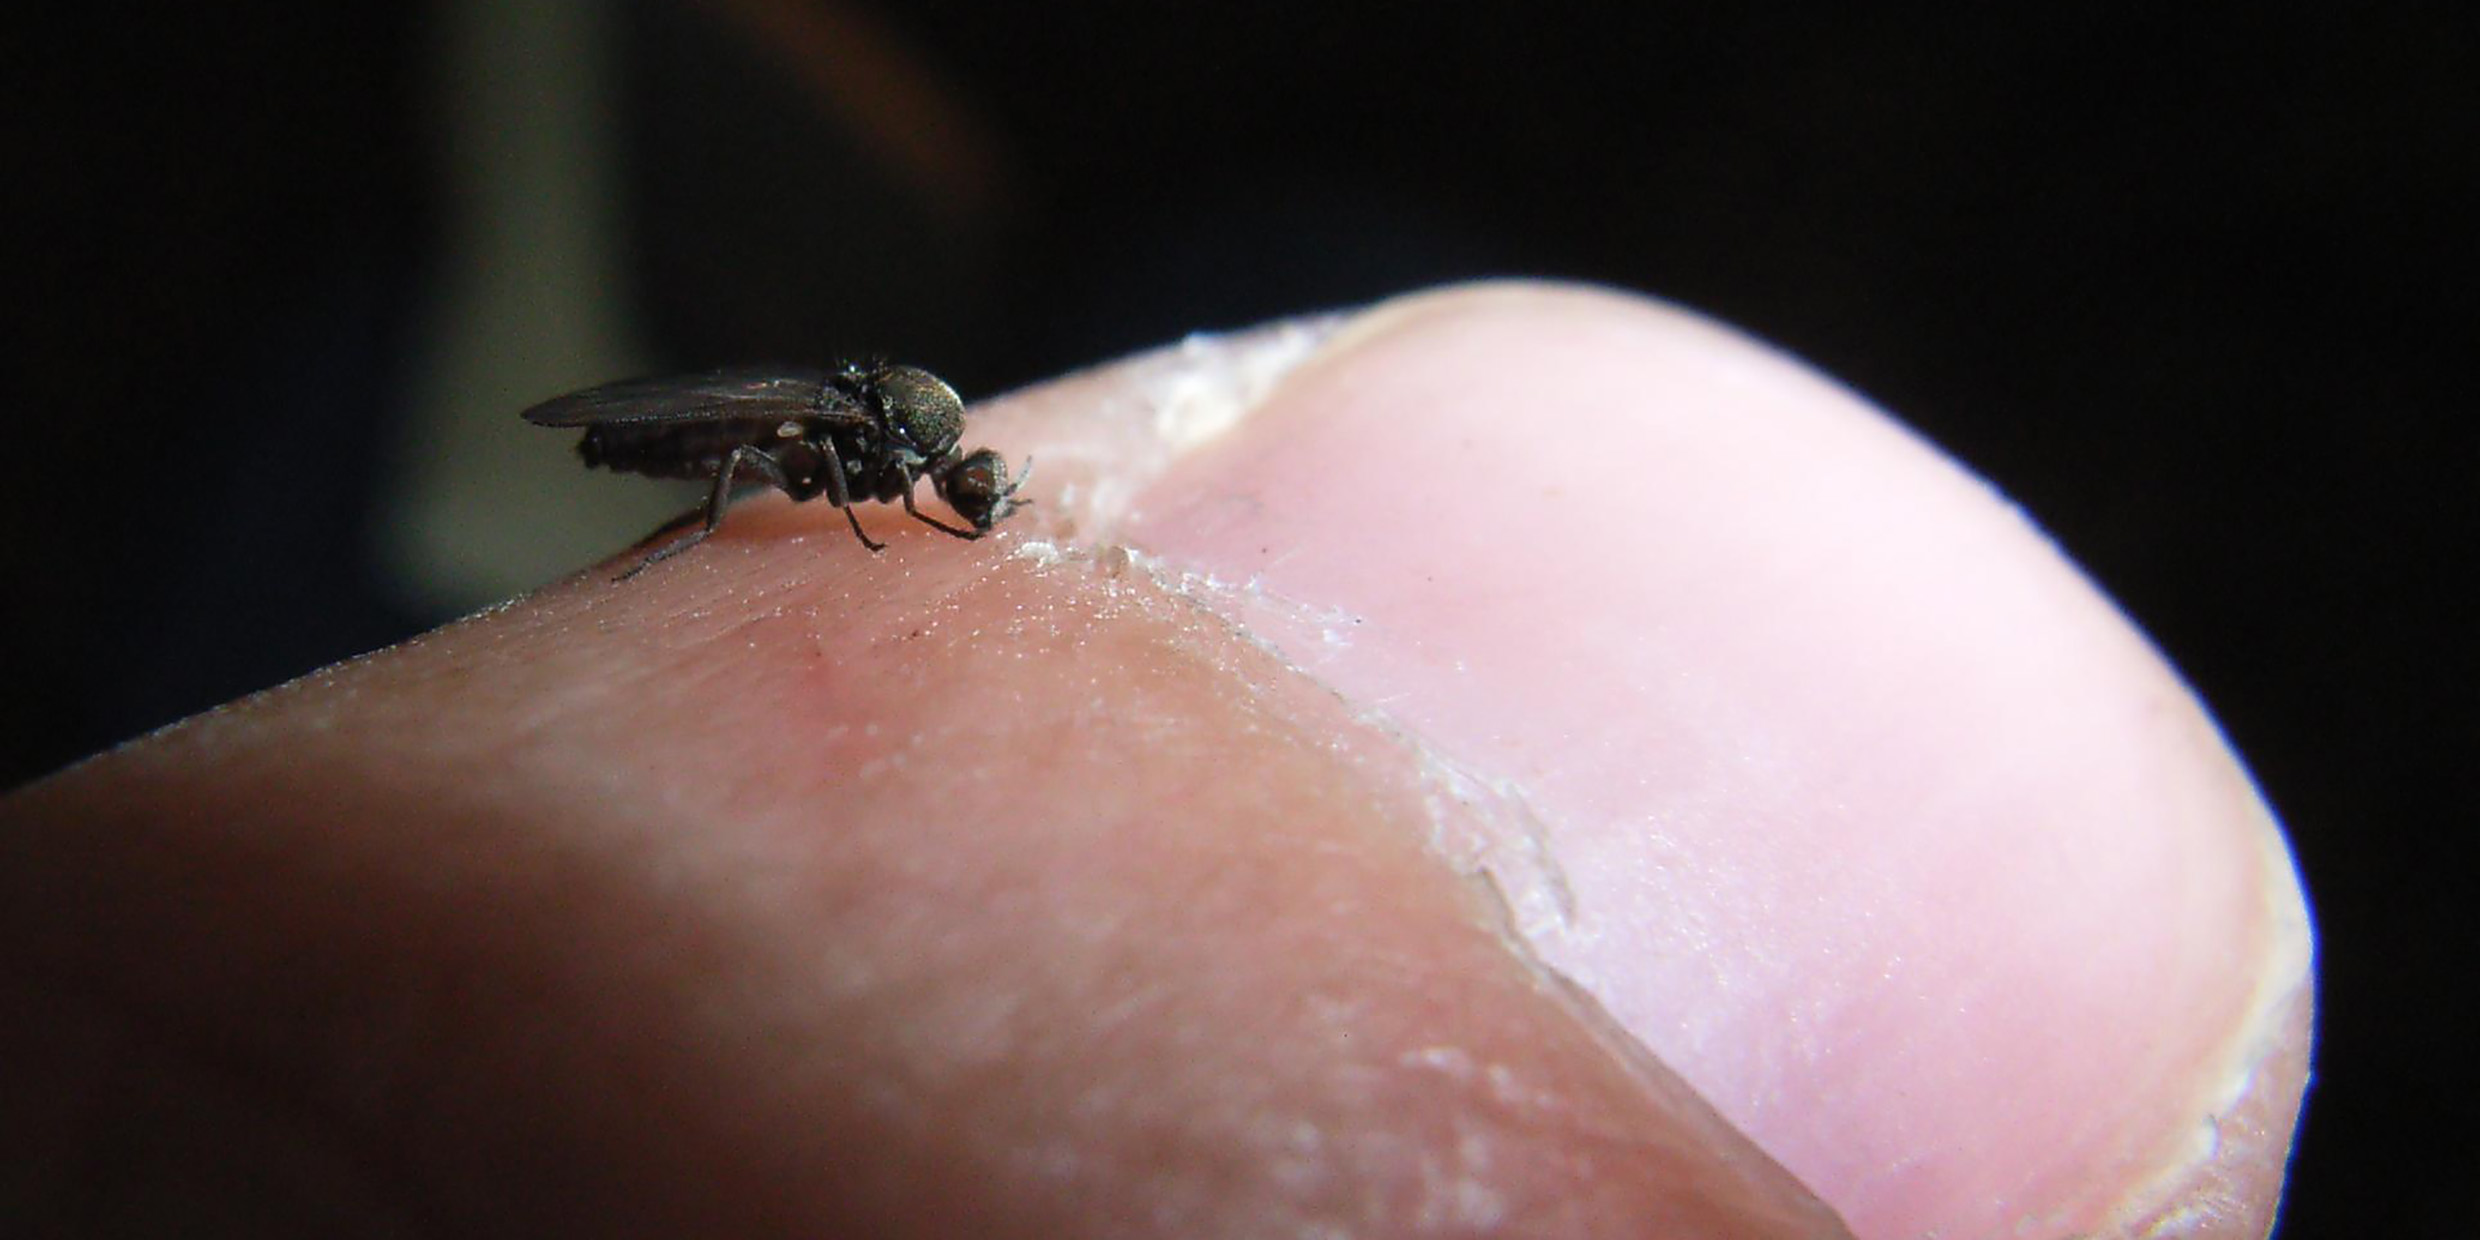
[1004,532,1588,973]
[1141,316,1351,456]
[989,313,1348,546]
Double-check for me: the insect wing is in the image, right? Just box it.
[520,368,859,427]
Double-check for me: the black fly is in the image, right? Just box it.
[522,362,1029,577]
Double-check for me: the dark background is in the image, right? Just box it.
[4,3,2468,1235]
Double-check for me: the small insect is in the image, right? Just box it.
[523,362,1030,576]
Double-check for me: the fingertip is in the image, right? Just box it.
[4,284,2309,1237]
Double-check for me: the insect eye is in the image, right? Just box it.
[936,448,1027,530]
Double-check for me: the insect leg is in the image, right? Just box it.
[619,444,795,578]
[807,436,888,552]
[901,481,983,540]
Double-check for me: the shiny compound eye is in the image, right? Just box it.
[872,365,966,457]
[936,448,1032,530]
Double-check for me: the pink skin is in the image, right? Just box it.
[0,283,2308,1237]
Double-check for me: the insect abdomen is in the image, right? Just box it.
[580,420,783,480]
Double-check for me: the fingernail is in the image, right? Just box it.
[1023,281,2312,1239]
